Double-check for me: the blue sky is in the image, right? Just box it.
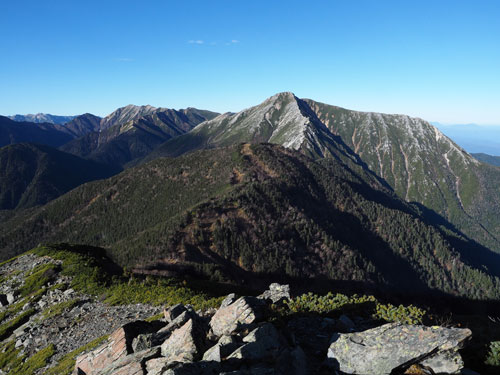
[1,0,499,124]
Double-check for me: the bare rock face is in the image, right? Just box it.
[209,296,265,337]
[73,321,156,375]
[327,322,472,375]
[160,318,206,363]
[97,347,160,375]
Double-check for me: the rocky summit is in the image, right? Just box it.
[0,249,479,375]
[71,285,473,375]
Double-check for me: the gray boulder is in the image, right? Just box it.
[203,334,239,362]
[227,323,282,362]
[160,318,206,363]
[258,283,290,303]
[164,304,187,323]
[155,310,196,344]
[327,322,471,375]
[6,293,15,304]
[210,296,265,337]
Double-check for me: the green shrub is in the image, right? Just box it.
[0,309,36,341]
[0,341,23,371]
[31,245,224,310]
[282,292,377,315]
[485,341,500,366]
[280,291,425,325]
[19,263,58,297]
[373,303,426,324]
[10,344,55,375]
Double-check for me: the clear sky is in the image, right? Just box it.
[1,0,499,124]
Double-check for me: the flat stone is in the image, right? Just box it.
[327,323,471,375]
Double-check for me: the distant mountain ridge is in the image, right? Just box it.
[0,143,120,210]
[433,122,500,156]
[0,115,73,148]
[61,105,219,167]
[9,113,76,125]
[472,153,500,167]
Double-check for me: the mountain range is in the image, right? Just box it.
[9,113,76,124]
[61,106,219,167]
[2,92,500,300]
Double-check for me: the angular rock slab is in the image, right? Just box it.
[164,304,188,323]
[327,322,471,375]
[210,296,264,337]
[161,318,205,363]
[98,347,160,375]
[73,321,156,375]
[228,323,282,362]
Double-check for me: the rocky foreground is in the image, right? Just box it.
[73,285,473,375]
[0,254,478,375]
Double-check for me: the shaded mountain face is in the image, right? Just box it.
[0,143,120,210]
[61,107,219,167]
[62,113,102,137]
[9,113,75,125]
[304,99,500,253]
[0,116,74,148]
[472,153,500,167]
[1,144,500,300]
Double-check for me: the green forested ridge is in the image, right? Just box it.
[1,144,500,300]
[0,143,120,209]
